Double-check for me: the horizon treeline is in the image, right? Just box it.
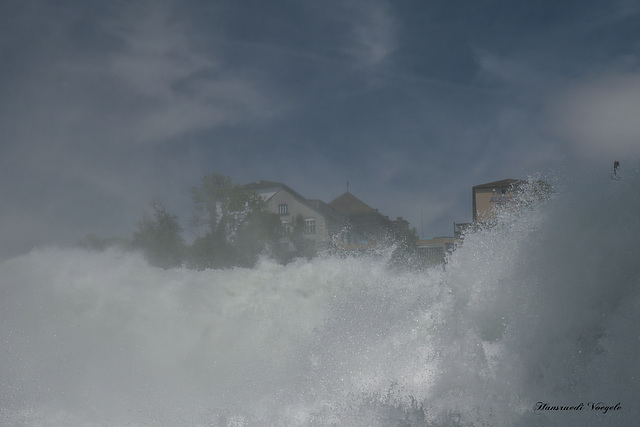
[79,173,423,270]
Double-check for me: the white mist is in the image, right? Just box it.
[1,170,639,426]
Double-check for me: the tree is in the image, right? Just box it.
[234,208,282,266]
[387,221,420,269]
[132,200,185,269]
[186,232,237,270]
[190,174,267,241]
[187,173,277,268]
[290,214,316,260]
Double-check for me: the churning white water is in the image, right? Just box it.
[1,170,639,426]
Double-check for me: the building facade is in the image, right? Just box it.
[472,179,525,223]
[244,181,348,251]
[329,191,412,248]
[243,181,423,257]
[329,191,392,245]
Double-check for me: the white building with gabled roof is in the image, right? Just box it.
[244,181,348,251]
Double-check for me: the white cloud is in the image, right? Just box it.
[548,70,640,161]
[345,0,397,68]
[475,52,537,88]
[101,1,282,144]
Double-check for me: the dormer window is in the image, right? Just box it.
[278,204,288,215]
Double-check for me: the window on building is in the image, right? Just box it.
[278,204,288,215]
[304,218,316,234]
[282,221,291,235]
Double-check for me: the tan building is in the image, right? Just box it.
[471,178,552,225]
[453,178,550,240]
[472,179,525,223]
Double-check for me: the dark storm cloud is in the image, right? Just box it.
[1,0,640,257]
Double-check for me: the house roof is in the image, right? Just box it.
[329,192,378,216]
[245,181,307,203]
[472,179,524,189]
[307,199,348,225]
[244,181,347,224]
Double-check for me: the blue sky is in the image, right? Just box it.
[2,0,640,258]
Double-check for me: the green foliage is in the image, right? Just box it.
[290,214,316,260]
[235,209,282,266]
[185,232,238,270]
[132,200,185,269]
[388,223,421,269]
[190,173,267,242]
[187,173,277,269]
[118,172,430,270]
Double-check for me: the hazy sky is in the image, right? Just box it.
[2,0,640,258]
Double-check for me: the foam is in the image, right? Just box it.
[1,169,639,425]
